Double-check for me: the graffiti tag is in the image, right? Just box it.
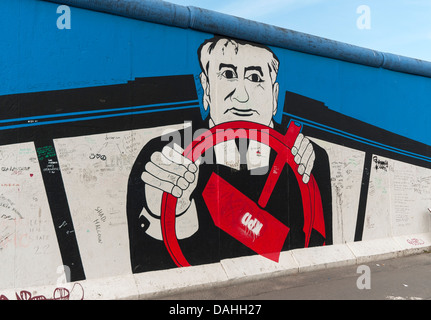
[373,156,388,171]
[0,283,84,300]
[89,153,107,161]
[407,238,425,246]
[241,212,263,237]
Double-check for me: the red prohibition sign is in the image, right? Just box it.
[161,121,325,267]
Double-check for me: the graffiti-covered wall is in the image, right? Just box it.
[0,0,431,297]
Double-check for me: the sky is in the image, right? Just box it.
[166,0,431,62]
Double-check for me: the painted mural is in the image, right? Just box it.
[0,2,431,292]
[127,36,332,272]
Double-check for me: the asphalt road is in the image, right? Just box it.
[157,251,431,300]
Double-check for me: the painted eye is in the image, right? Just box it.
[222,70,237,79]
[246,73,263,83]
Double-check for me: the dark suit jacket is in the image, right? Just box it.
[126,115,332,273]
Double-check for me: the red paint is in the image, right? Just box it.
[1,283,84,300]
[258,120,301,208]
[161,192,191,267]
[202,173,289,262]
[161,121,326,267]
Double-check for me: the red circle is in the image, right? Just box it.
[161,121,323,267]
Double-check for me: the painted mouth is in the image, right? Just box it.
[225,108,260,117]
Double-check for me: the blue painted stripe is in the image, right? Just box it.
[0,100,199,124]
[284,112,431,163]
[0,104,199,131]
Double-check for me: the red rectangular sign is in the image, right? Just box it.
[202,173,290,262]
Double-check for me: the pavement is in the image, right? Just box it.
[155,251,431,300]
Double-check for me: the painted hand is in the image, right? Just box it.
[142,144,199,215]
[291,133,315,184]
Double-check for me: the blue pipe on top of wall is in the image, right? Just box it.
[44,0,431,78]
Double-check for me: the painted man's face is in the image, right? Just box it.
[200,40,279,127]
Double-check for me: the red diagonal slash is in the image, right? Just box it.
[258,121,302,208]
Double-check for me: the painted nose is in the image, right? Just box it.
[232,82,249,103]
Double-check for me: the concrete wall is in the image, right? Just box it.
[0,0,430,299]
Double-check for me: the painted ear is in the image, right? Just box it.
[199,73,210,111]
[272,82,279,116]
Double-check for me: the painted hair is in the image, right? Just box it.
[198,36,280,84]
